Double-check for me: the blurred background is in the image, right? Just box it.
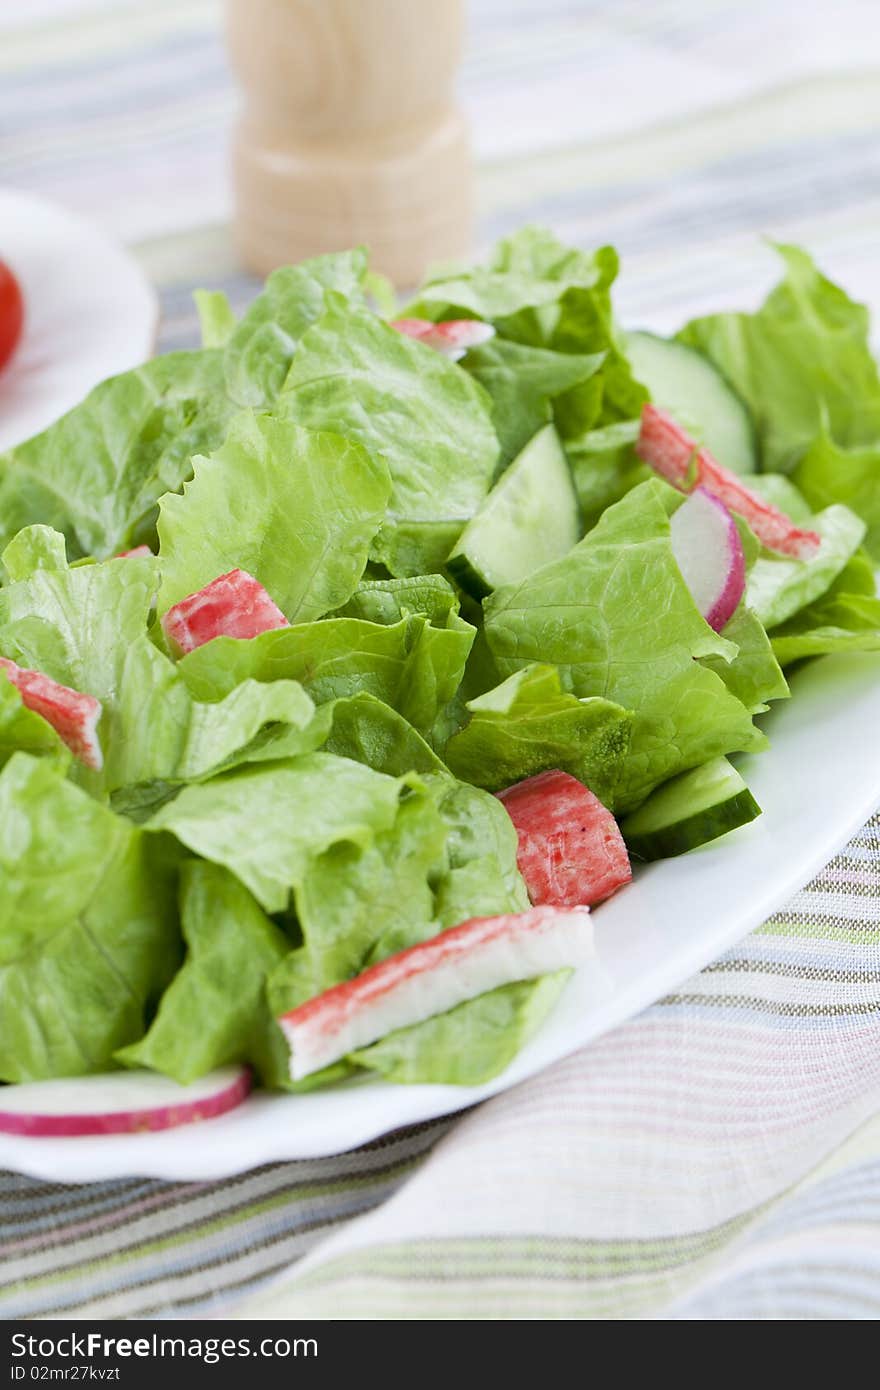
[2,0,880,349]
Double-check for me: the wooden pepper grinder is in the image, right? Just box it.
[225,0,472,286]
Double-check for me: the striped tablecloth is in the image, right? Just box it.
[2,0,880,1320]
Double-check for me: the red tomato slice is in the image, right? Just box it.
[0,260,24,373]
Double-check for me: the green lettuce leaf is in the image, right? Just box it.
[0,253,371,562]
[699,606,789,713]
[794,431,880,561]
[408,227,646,431]
[177,612,474,743]
[407,226,617,323]
[194,289,237,348]
[566,419,650,531]
[281,294,499,575]
[0,754,179,1081]
[746,504,866,628]
[463,337,604,471]
[322,693,448,777]
[0,351,235,559]
[426,775,529,928]
[484,479,764,811]
[0,536,158,787]
[105,634,326,797]
[0,536,325,800]
[444,663,631,804]
[156,411,390,620]
[146,753,410,914]
[678,244,880,473]
[1,524,69,581]
[768,555,880,666]
[295,787,446,988]
[223,249,367,408]
[117,861,291,1087]
[335,574,460,625]
[351,972,570,1086]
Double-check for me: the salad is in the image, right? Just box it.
[1,227,879,1136]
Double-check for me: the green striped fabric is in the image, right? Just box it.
[2,0,880,1320]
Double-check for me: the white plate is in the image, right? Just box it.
[0,188,158,451]
[2,648,878,1182]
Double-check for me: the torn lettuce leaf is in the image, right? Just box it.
[746,503,865,629]
[322,693,449,778]
[406,227,646,432]
[293,788,447,990]
[156,411,390,621]
[768,555,880,666]
[484,480,764,812]
[678,244,880,474]
[222,249,367,408]
[281,293,499,576]
[463,336,604,471]
[699,606,789,714]
[117,861,291,1087]
[0,534,158,788]
[794,431,880,562]
[0,351,236,559]
[444,663,632,805]
[194,289,237,349]
[176,612,474,744]
[146,753,411,914]
[335,574,460,626]
[0,754,180,1082]
[0,252,368,563]
[566,419,649,532]
[426,774,529,927]
[104,633,326,795]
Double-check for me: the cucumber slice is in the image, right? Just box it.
[621,756,761,861]
[447,424,580,599]
[627,331,757,475]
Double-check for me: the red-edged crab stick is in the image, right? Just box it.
[636,403,820,559]
[161,567,289,656]
[391,317,496,361]
[0,657,103,770]
[279,905,593,1080]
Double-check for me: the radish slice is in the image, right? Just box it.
[670,487,745,632]
[391,317,496,361]
[117,544,152,559]
[636,403,821,559]
[0,1066,251,1137]
[279,906,592,1081]
[0,657,103,770]
[161,568,289,656]
[497,769,631,908]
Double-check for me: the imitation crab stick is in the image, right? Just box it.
[636,402,820,559]
[116,544,153,559]
[0,657,103,770]
[497,769,632,908]
[161,568,289,656]
[391,317,496,361]
[279,906,593,1080]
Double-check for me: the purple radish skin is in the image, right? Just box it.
[669,487,745,633]
[0,1067,251,1137]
